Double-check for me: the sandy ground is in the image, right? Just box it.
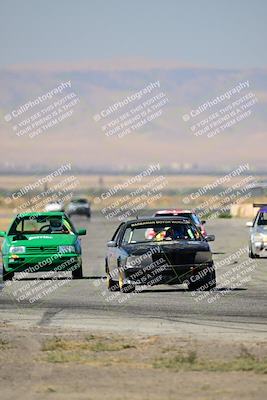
[0,322,267,400]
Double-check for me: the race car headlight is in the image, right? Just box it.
[58,245,76,253]
[253,234,264,247]
[253,234,263,241]
[9,246,25,254]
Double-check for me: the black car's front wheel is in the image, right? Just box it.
[118,271,135,293]
[107,274,119,291]
[105,260,119,291]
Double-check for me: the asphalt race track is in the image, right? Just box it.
[0,215,266,341]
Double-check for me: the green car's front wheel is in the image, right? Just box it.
[72,263,83,279]
[3,265,14,281]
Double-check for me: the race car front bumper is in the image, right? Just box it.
[252,241,267,257]
[121,262,213,286]
[3,253,81,274]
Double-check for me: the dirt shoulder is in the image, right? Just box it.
[0,322,266,400]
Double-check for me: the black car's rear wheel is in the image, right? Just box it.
[188,268,216,291]
[207,269,216,289]
[118,271,135,293]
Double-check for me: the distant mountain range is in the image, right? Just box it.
[0,60,266,171]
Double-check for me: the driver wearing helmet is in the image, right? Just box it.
[153,225,168,241]
[165,225,188,240]
[49,218,66,233]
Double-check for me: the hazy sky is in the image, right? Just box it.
[0,0,266,68]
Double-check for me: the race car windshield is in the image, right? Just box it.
[9,216,75,235]
[258,212,267,225]
[72,199,88,204]
[122,221,201,244]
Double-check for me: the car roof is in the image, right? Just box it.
[16,211,65,217]
[155,209,193,215]
[259,207,267,212]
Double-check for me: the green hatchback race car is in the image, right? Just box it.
[0,212,86,281]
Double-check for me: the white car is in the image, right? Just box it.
[44,201,64,212]
[246,204,267,258]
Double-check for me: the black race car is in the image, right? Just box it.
[105,217,216,293]
[66,199,91,218]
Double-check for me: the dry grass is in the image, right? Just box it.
[1,326,267,400]
[42,335,136,364]
[154,348,267,374]
[40,335,267,374]
[0,338,10,350]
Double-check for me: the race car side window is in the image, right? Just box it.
[192,214,201,225]
[254,211,263,226]
[121,227,132,244]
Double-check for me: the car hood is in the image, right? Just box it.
[122,240,209,252]
[121,241,212,266]
[6,234,77,247]
[255,226,267,235]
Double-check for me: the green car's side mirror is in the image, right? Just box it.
[0,231,6,238]
[77,228,87,236]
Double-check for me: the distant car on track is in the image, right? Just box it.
[45,200,64,212]
[105,216,216,293]
[66,198,91,218]
[247,204,267,258]
[0,212,86,281]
